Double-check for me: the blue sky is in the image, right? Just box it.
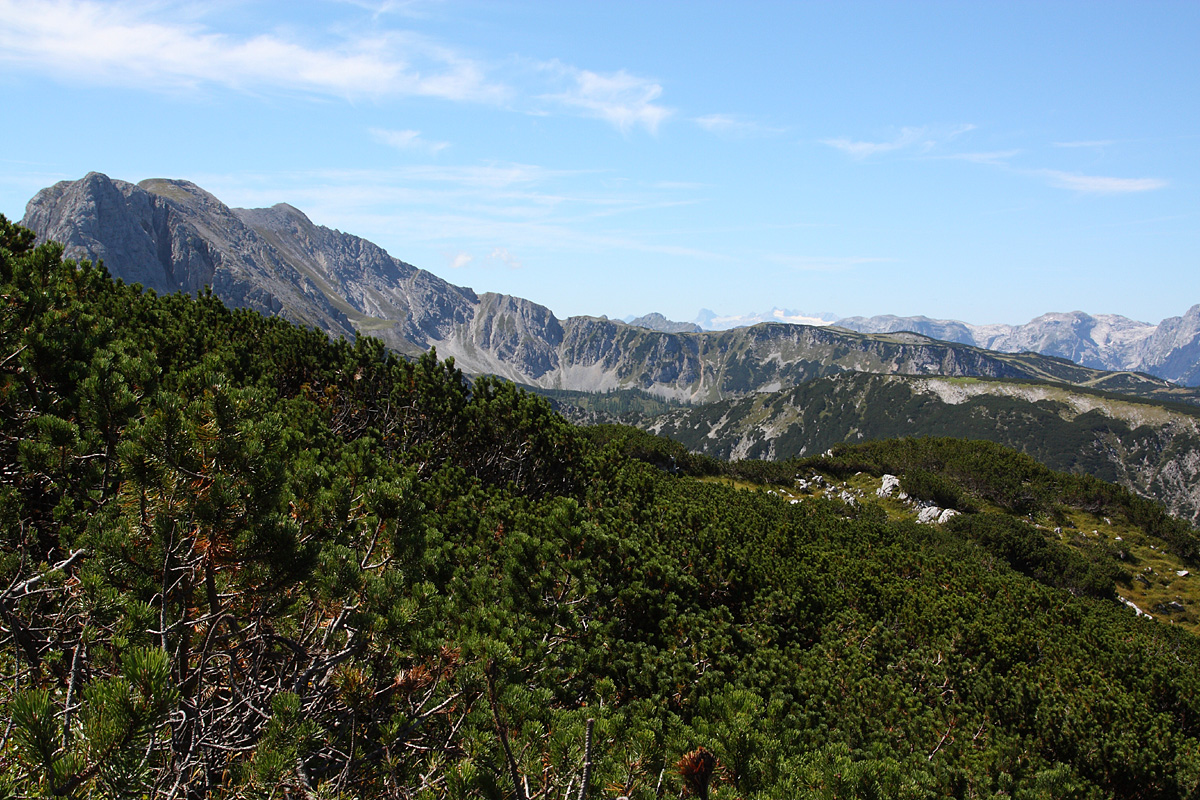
[1,0,1197,326]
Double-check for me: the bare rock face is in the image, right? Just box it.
[22,173,348,333]
[22,172,196,296]
[627,312,703,334]
[1142,305,1200,386]
[20,173,1199,405]
[837,307,1200,387]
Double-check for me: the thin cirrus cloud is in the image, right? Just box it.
[940,150,1023,166]
[821,125,976,159]
[540,63,672,134]
[827,125,1167,196]
[369,128,450,154]
[766,255,894,273]
[189,166,721,262]
[1052,140,1116,149]
[693,114,782,137]
[1039,170,1167,194]
[0,0,506,102]
[488,247,523,269]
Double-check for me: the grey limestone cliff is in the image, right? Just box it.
[836,307,1200,386]
[20,173,1200,406]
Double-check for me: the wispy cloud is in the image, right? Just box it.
[1053,140,1115,149]
[1039,170,1167,194]
[335,0,438,19]
[447,252,473,269]
[766,255,894,272]
[369,128,449,154]
[0,0,505,102]
[0,1,686,136]
[488,247,523,269]
[541,63,672,134]
[939,149,1022,166]
[822,124,976,160]
[191,166,726,266]
[694,114,782,138]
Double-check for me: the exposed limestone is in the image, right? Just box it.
[916,506,944,525]
[877,474,901,498]
[23,173,1194,409]
[837,308,1200,387]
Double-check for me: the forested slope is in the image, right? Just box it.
[644,373,1200,524]
[2,215,1200,799]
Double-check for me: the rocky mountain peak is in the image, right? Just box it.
[19,172,1200,401]
[627,312,702,334]
[836,307,1198,386]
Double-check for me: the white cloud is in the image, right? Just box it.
[694,114,781,137]
[0,2,685,136]
[823,124,975,159]
[369,128,449,154]
[766,255,894,272]
[488,247,523,269]
[448,252,473,269]
[1040,170,1167,194]
[542,64,672,133]
[1052,140,1116,149]
[0,0,506,102]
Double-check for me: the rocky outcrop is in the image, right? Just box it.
[20,173,1200,406]
[23,173,353,335]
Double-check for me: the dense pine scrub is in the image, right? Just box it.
[804,438,1200,563]
[2,214,1200,798]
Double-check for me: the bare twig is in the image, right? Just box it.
[577,718,594,800]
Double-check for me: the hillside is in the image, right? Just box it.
[644,373,1200,524]
[3,216,1200,797]
[22,173,1200,407]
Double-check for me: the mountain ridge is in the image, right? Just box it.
[834,308,1200,385]
[632,306,1200,386]
[21,172,1200,405]
[641,372,1200,523]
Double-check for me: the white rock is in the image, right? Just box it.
[937,508,960,524]
[917,506,943,525]
[877,474,901,498]
[1177,570,1190,578]
[1119,596,1153,619]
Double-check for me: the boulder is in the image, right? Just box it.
[877,474,901,498]
[917,506,943,525]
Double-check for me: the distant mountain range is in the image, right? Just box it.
[19,173,1200,407]
[835,310,1200,386]
[630,307,1200,387]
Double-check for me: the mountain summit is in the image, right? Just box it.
[836,309,1200,386]
[20,173,1200,403]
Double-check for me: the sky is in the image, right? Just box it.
[1,0,1197,326]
